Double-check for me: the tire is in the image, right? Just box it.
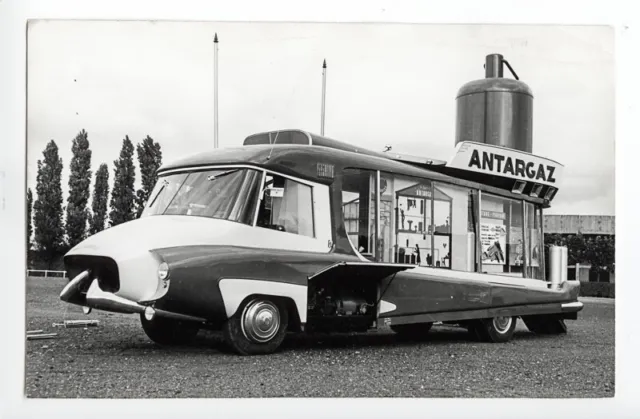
[223,297,289,355]
[522,315,567,335]
[469,316,516,343]
[390,322,433,339]
[140,314,200,345]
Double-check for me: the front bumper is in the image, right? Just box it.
[60,270,207,323]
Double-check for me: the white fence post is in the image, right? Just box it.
[26,270,68,278]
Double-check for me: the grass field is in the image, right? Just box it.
[25,277,615,398]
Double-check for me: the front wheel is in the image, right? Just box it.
[140,314,200,345]
[223,297,289,355]
[468,316,516,343]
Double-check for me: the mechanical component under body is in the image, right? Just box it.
[306,279,377,333]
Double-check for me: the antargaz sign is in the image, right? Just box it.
[448,142,563,188]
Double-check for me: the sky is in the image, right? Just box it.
[26,21,615,215]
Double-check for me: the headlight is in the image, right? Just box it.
[158,262,169,281]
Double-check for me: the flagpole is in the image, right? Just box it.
[214,33,219,149]
[321,59,327,136]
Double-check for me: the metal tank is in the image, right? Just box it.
[455,53,533,153]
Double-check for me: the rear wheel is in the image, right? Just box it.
[223,297,289,355]
[140,314,200,345]
[469,316,516,343]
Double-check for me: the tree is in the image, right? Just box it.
[26,188,33,249]
[33,140,65,268]
[65,129,92,248]
[109,136,136,227]
[89,163,109,235]
[544,232,615,273]
[585,235,615,273]
[135,135,163,217]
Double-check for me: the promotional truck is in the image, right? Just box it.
[60,54,582,355]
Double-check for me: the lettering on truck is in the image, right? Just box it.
[468,149,557,183]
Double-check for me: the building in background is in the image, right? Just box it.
[544,215,615,236]
[544,215,615,283]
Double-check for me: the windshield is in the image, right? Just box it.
[141,168,262,225]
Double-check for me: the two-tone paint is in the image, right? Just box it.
[61,138,582,341]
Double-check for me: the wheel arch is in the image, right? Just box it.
[218,278,307,325]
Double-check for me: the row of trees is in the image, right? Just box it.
[27,130,163,268]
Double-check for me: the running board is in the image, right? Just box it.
[382,301,583,326]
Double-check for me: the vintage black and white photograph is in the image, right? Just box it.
[2,0,635,415]
[19,19,617,400]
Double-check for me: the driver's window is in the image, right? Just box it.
[256,173,314,238]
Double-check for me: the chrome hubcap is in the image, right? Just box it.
[493,316,512,333]
[241,300,280,343]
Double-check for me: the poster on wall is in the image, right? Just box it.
[480,222,507,265]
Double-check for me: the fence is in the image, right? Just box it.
[27,270,67,278]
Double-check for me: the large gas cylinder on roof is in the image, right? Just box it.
[455,53,533,153]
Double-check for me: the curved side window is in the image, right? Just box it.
[255,173,315,238]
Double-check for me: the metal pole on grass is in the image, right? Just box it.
[321,59,327,136]
[214,33,219,149]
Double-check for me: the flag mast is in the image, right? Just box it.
[214,33,219,149]
[321,59,327,136]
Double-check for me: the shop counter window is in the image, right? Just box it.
[480,194,524,276]
[371,172,477,271]
[393,176,435,266]
[433,183,477,272]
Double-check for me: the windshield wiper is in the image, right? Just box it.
[207,169,240,181]
[147,179,169,208]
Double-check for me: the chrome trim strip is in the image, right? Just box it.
[488,281,527,288]
[153,308,207,323]
[60,270,91,303]
[82,280,207,322]
[561,301,584,310]
[85,280,145,314]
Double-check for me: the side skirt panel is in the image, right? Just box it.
[381,301,583,326]
[218,278,308,323]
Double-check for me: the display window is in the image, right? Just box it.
[525,202,545,280]
[480,194,524,276]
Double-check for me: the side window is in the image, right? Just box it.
[256,173,314,238]
[480,194,524,276]
[341,169,378,260]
